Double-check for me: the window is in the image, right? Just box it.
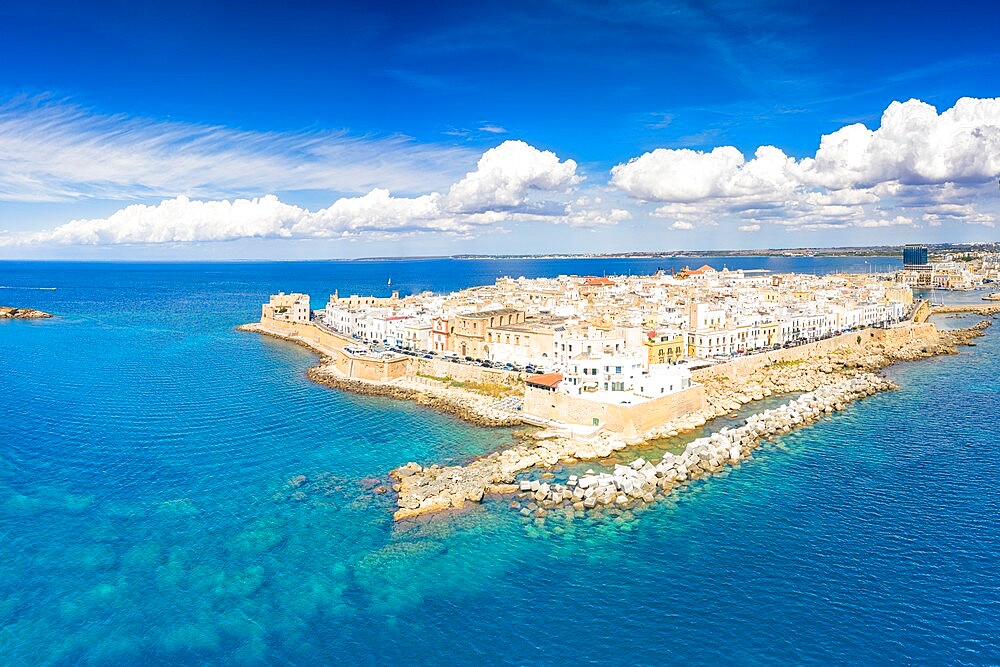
[615,366,622,373]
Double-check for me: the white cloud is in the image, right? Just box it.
[852,215,916,228]
[610,145,798,202]
[737,224,760,232]
[0,96,477,203]
[611,97,1000,233]
[670,220,694,230]
[444,140,580,212]
[26,195,300,245]
[801,97,1000,189]
[3,140,587,246]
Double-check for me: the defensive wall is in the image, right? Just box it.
[410,357,526,385]
[523,384,706,436]
[692,323,937,383]
[521,322,936,435]
[253,316,939,433]
[254,315,527,385]
[254,316,355,355]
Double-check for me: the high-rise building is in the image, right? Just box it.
[903,245,928,267]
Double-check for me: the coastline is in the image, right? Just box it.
[239,313,993,522]
[237,321,524,427]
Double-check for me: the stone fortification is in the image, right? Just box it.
[523,383,706,435]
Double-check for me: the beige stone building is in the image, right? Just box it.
[262,292,310,322]
[452,308,525,358]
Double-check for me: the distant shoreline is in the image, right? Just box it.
[2,240,995,263]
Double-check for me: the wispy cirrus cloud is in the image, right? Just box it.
[0,96,477,203]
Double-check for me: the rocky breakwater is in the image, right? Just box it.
[930,304,1000,317]
[0,306,52,319]
[517,373,895,515]
[389,430,644,521]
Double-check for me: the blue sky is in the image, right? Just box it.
[0,0,998,258]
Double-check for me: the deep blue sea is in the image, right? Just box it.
[2,257,998,665]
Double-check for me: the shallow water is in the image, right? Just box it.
[1,259,998,664]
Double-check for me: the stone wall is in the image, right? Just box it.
[334,352,410,382]
[692,324,937,383]
[257,316,526,385]
[410,357,525,385]
[523,384,706,435]
[258,315,355,355]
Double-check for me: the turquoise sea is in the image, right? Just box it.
[1,258,998,665]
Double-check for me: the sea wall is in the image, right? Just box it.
[334,351,410,382]
[692,324,936,383]
[410,357,526,385]
[254,316,355,355]
[523,384,706,434]
[251,316,529,385]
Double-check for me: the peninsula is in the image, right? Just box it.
[240,262,995,521]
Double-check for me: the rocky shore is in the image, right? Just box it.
[513,373,893,515]
[0,306,52,319]
[929,304,1000,317]
[307,364,523,427]
[238,322,525,426]
[389,321,989,521]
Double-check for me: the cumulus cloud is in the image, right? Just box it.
[801,97,1000,189]
[444,141,580,212]
[611,145,799,202]
[611,97,1000,233]
[3,141,587,246]
[737,224,760,232]
[670,221,694,230]
[25,195,300,245]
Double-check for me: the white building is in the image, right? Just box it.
[559,350,693,404]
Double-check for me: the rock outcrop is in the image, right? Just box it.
[0,306,52,319]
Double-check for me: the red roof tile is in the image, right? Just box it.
[525,373,563,388]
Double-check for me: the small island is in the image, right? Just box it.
[0,306,53,319]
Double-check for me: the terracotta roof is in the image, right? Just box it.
[583,276,616,286]
[525,373,563,389]
[697,264,716,272]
